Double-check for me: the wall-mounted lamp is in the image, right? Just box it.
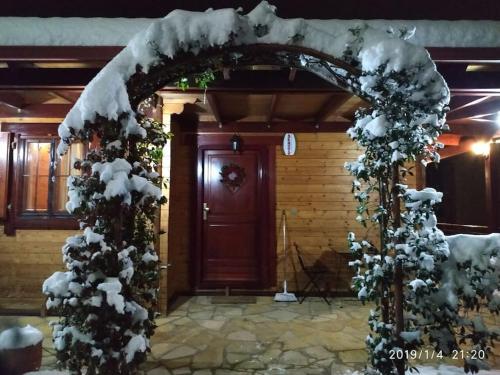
[230,134,242,153]
[471,140,490,157]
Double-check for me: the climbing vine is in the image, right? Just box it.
[39,2,499,375]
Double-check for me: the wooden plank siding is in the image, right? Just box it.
[275,132,416,293]
[0,226,70,311]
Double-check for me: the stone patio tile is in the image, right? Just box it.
[226,352,251,365]
[161,345,197,360]
[171,367,192,375]
[197,319,226,330]
[304,346,334,360]
[280,350,309,366]
[151,342,179,358]
[225,340,265,354]
[338,349,368,363]
[147,367,172,375]
[192,345,224,368]
[227,330,257,341]
[263,309,300,322]
[235,358,267,370]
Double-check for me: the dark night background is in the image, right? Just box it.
[0,0,499,20]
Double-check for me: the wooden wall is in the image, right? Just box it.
[0,226,69,311]
[275,132,415,293]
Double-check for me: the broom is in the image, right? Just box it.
[274,210,297,302]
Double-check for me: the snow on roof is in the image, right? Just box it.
[0,15,499,48]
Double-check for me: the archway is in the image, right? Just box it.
[44,2,451,375]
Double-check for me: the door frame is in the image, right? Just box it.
[194,134,279,291]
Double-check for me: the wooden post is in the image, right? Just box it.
[391,164,405,375]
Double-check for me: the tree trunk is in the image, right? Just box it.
[391,165,405,375]
[378,178,390,324]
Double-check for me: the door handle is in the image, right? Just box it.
[203,203,210,221]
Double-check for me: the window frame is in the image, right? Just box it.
[3,123,82,234]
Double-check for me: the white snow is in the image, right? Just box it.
[83,227,104,244]
[124,335,147,363]
[142,251,158,263]
[0,325,43,350]
[363,115,388,139]
[97,277,125,313]
[42,272,72,298]
[400,330,421,343]
[0,16,499,48]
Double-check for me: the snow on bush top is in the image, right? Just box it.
[0,325,43,350]
[56,1,448,155]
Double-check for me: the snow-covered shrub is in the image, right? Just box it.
[43,116,169,374]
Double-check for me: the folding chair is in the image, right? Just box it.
[294,243,339,305]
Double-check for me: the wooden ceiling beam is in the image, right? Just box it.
[50,91,79,103]
[448,95,490,113]
[314,93,352,123]
[191,121,352,133]
[446,122,500,137]
[0,92,25,110]
[206,93,223,126]
[0,104,71,118]
[447,97,500,121]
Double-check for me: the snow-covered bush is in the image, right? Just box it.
[43,115,169,374]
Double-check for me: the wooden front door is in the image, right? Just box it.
[196,144,274,289]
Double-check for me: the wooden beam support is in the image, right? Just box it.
[314,93,352,123]
[50,91,79,103]
[448,95,490,114]
[447,122,500,137]
[0,46,122,62]
[266,94,279,124]
[187,121,352,133]
[205,93,223,126]
[0,92,25,110]
[447,97,500,121]
[0,104,72,118]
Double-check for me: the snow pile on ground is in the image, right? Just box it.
[0,325,43,350]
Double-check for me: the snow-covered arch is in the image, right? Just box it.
[45,2,454,375]
[57,1,448,154]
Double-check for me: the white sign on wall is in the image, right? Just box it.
[282,133,297,156]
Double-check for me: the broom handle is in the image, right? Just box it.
[282,210,287,284]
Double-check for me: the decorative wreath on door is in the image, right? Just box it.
[220,163,246,193]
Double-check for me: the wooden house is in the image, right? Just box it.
[0,0,499,314]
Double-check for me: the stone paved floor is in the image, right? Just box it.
[1,296,499,374]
